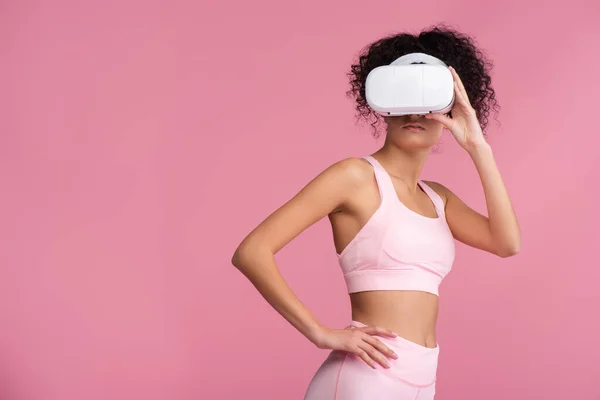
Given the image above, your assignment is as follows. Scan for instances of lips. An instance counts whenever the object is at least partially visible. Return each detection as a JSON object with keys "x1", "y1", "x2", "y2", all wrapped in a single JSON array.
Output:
[{"x1": 403, "y1": 124, "x2": 425, "y2": 130}]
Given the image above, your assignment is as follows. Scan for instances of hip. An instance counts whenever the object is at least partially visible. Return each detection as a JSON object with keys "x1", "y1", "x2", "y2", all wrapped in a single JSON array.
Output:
[{"x1": 304, "y1": 320, "x2": 439, "y2": 399}]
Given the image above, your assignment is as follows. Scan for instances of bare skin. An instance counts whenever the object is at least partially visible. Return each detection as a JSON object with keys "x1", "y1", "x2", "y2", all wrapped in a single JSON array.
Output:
[{"x1": 232, "y1": 67, "x2": 521, "y2": 369}]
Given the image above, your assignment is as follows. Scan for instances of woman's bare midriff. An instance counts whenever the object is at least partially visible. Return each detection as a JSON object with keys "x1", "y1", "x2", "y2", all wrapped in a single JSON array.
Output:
[{"x1": 350, "y1": 290, "x2": 439, "y2": 349}]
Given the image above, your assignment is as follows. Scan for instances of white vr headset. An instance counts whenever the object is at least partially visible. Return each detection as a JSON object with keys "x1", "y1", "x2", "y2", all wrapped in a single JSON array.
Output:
[{"x1": 365, "y1": 52, "x2": 454, "y2": 116}]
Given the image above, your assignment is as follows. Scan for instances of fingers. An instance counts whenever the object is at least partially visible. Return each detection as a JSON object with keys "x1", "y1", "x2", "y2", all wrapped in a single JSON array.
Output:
[
  {"x1": 353, "y1": 346, "x2": 378, "y2": 369},
  {"x1": 359, "y1": 325, "x2": 398, "y2": 338},
  {"x1": 356, "y1": 326, "x2": 399, "y2": 359},
  {"x1": 344, "y1": 325, "x2": 404, "y2": 369},
  {"x1": 449, "y1": 67, "x2": 472, "y2": 108},
  {"x1": 362, "y1": 334, "x2": 398, "y2": 360},
  {"x1": 425, "y1": 111, "x2": 454, "y2": 129},
  {"x1": 449, "y1": 67, "x2": 465, "y2": 91},
  {"x1": 452, "y1": 81, "x2": 469, "y2": 109},
  {"x1": 454, "y1": 81, "x2": 470, "y2": 107},
  {"x1": 357, "y1": 341, "x2": 391, "y2": 369},
  {"x1": 453, "y1": 82, "x2": 477, "y2": 117}
]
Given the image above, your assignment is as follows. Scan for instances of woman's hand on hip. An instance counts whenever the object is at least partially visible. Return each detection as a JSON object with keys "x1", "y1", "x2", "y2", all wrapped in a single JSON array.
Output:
[{"x1": 313, "y1": 325, "x2": 399, "y2": 369}]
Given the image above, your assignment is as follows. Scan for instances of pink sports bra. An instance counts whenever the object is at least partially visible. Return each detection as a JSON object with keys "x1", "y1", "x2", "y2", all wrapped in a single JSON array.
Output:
[{"x1": 337, "y1": 156, "x2": 455, "y2": 296}]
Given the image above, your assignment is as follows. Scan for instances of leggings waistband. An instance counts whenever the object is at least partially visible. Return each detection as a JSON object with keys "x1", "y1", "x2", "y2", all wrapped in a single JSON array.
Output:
[
  {"x1": 349, "y1": 320, "x2": 439, "y2": 387},
  {"x1": 350, "y1": 320, "x2": 439, "y2": 351}
]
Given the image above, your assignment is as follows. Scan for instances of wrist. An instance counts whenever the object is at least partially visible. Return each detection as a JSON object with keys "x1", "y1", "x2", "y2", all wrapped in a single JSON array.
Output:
[
  {"x1": 466, "y1": 139, "x2": 492, "y2": 157},
  {"x1": 307, "y1": 323, "x2": 329, "y2": 347}
]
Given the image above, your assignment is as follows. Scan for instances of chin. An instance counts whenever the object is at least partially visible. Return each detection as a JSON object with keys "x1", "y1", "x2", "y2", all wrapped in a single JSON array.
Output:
[
  {"x1": 391, "y1": 138, "x2": 439, "y2": 151},
  {"x1": 387, "y1": 129, "x2": 442, "y2": 150}
]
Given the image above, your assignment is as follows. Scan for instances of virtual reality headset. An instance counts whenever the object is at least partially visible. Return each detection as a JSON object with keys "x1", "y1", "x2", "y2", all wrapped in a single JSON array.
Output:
[{"x1": 365, "y1": 52, "x2": 454, "y2": 116}]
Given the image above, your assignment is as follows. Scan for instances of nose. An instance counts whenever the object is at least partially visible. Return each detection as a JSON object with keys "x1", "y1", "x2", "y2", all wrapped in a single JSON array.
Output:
[{"x1": 407, "y1": 114, "x2": 425, "y2": 121}]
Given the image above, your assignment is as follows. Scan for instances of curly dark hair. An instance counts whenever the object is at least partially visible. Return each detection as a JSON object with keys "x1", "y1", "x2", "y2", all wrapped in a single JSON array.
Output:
[{"x1": 347, "y1": 24, "x2": 500, "y2": 138}]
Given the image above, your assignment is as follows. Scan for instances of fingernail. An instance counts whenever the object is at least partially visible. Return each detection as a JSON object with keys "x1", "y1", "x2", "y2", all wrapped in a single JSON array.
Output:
[{"x1": 392, "y1": 352, "x2": 398, "y2": 359}]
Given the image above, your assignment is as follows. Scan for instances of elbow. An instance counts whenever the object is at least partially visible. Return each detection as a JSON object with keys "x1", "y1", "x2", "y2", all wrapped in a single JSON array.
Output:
[
  {"x1": 231, "y1": 240, "x2": 266, "y2": 270},
  {"x1": 231, "y1": 245, "x2": 247, "y2": 269},
  {"x1": 496, "y1": 242, "x2": 521, "y2": 258}
]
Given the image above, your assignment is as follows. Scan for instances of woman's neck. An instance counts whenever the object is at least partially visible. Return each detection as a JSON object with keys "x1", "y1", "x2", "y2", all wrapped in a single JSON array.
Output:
[{"x1": 372, "y1": 144, "x2": 430, "y2": 190}]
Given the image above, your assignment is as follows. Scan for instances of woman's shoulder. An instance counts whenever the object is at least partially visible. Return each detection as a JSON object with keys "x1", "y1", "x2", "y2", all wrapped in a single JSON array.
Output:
[
  {"x1": 325, "y1": 157, "x2": 375, "y2": 187},
  {"x1": 421, "y1": 180, "x2": 449, "y2": 204}
]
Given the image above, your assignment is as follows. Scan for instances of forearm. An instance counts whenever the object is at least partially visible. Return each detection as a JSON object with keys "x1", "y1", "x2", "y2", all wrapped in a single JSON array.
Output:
[
  {"x1": 468, "y1": 142, "x2": 521, "y2": 255},
  {"x1": 232, "y1": 246, "x2": 325, "y2": 345}
]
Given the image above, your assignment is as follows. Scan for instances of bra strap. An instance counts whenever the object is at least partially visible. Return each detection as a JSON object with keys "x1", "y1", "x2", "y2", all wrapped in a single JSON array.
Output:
[
  {"x1": 362, "y1": 156, "x2": 397, "y2": 206},
  {"x1": 418, "y1": 180, "x2": 446, "y2": 217}
]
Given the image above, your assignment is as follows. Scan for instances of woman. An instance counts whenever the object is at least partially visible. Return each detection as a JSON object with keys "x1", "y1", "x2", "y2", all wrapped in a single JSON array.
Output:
[{"x1": 231, "y1": 25, "x2": 520, "y2": 399}]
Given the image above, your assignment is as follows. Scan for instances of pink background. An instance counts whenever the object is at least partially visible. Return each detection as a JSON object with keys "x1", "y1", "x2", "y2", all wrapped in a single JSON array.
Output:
[{"x1": 1, "y1": 0, "x2": 599, "y2": 399}]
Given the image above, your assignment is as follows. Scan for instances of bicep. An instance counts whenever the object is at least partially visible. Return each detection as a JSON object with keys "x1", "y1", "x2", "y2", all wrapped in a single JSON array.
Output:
[
  {"x1": 235, "y1": 159, "x2": 359, "y2": 257},
  {"x1": 434, "y1": 183, "x2": 497, "y2": 255}
]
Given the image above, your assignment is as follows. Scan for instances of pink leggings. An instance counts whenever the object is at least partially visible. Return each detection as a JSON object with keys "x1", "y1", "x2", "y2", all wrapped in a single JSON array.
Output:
[{"x1": 304, "y1": 321, "x2": 439, "y2": 400}]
